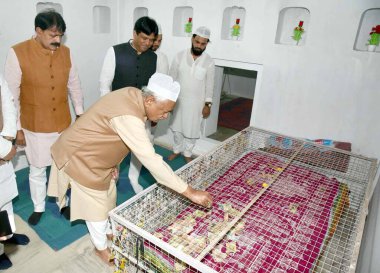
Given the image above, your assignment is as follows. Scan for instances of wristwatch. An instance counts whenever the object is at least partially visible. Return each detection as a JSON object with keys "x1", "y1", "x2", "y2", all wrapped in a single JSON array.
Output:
[{"x1": 205, "y1": 102, "x2": 212, "y2": 108}]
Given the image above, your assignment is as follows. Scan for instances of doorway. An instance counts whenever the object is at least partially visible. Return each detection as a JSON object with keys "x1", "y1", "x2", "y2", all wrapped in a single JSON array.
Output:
[{"x1": 202, "y1": 59, "x2": 262, "y2": 143}]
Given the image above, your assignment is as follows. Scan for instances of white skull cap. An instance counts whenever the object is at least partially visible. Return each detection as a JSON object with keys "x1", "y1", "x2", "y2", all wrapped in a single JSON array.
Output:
[
  {"x1": 157, "y1": 23, "x2": 162, "y2": 35},
  {"x1": 147, "y1": 73, "x2": 180, "y2": 102},
  {"x1": 194, "y1": 26, "x2": 211, "y2": 39}
]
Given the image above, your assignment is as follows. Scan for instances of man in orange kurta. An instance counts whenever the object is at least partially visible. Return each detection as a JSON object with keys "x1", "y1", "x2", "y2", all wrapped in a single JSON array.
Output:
[{"x1": 4, "y1": 10, "x2": 84, "y2": 225}]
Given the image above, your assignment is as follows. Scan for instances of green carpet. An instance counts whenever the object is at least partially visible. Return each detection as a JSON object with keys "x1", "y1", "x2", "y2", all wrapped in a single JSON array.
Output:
[{"x1": 13, "y1": 145, "x2": 186, "y2": 251}]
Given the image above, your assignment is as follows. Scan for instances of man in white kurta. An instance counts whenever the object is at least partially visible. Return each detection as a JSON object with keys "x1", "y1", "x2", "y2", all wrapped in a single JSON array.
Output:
[
  {"x1": 4, "y1": 10, "x2": 84, "y2": 225},
  {"x1": 168, "y1": 26, "x2": 215, "y2": 163},
  {"x1": 0, "y1": 75, "x2": 29, "y2": 270},
  {"x1": 153, "y1": 24, "x2": 169, "y2": 75}
]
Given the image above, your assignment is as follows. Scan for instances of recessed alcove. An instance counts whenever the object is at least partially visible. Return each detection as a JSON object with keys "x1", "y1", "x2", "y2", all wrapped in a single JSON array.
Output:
[
  {"x1": 133, "y1": 7, "x2": 148, "y2": 23},
  {"x1": 93, "y1": 6, "x2": 110, "y2": 34},
  {"x1": 275, "y1": 7, "x2": 310, "y2": 46},
  {"x1": 36, "y1": 2, "x2": 63, "y2": 15},
  {"x1": 221, "y1": 6, "x2": 246, "y2": 41},
  {"x1": 354, "y1": 8, "x2": 380, "y2": 52},
  {"x1": 172, "y1": 6, "x2": 193, "y2": 37}
]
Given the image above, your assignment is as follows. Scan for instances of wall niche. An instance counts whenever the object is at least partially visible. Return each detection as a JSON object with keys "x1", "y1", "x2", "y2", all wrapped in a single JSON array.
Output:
[
  {"x1": 133, "y1": 7, "x2": 148, "y2": 23},
  {"x1": 354, "y1": 8, "x2": 380, "y2": 53},
  {"x1": 172, "y1": 6, "x2": 193, "y2": 37},
  {"x1": 221, "y1": 6, "x2": 246, "y2": 41},
  {"x1": 275, "y1": 7, "x2": 310, "y2": 46},
  {"x1": 36, "y1": 2, "x2": 63, "y2": 15},
  {"x1": 93, "y1": 6, "x2": 110, "y2": 34}
]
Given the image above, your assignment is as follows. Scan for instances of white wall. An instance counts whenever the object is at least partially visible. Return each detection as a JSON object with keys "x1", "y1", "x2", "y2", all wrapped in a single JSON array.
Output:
[
  {"x1": 256, "y1": 0, "x2": 380, "y2": 160},
  {"x1": 2, "y1": 0, "x2": 379, "y2": 159}
]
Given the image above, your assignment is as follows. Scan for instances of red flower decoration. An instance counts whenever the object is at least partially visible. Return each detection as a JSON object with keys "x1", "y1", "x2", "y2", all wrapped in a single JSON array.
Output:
[
  {"x1": 376, "y1": 25, "x2": 380, "y2": 33},
  {"x1": 299, "y1": 21, "x2": 304, "y2": 27},
  {"x1": 236, "y1": 18, "x2": 240, "y2": 24}
]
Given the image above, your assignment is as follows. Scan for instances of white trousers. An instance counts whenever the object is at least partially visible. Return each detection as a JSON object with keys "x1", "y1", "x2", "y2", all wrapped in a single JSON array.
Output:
[
  {"x1": 86, "y1": 220, "x2": 112, "y2": 250},
  {"x1": 128, "y1": 121, "x2": 156, "y2": 193},
  {"x1": 172, "y1": 131, "x2": 197, "y2": 157},
  {"x1": 29, "y1": 165, "x2": 47, "y2": 212}
]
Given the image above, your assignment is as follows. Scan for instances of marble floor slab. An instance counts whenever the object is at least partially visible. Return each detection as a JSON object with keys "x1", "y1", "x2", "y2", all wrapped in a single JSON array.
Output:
[{"x1": 4, "y1": 215, "x2": 115, "y2": 273}]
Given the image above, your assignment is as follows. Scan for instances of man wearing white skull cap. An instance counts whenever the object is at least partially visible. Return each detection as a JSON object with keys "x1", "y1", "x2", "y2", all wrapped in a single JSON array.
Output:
[
  {"x1": 47, "y1": 73, "x2": 213, "y2": 264},
  {"x1": 168, "y1": 26, "x2": 215, "y2": 163}
]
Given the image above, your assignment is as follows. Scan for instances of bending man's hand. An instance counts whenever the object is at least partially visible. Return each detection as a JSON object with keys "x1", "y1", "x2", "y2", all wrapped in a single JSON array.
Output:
[
  {"x1": 181, "y1": 186, "x2": 213, "y2": 208},
  {"x1": 111, "y1": 167, "x2": 119, "y2": 180}
]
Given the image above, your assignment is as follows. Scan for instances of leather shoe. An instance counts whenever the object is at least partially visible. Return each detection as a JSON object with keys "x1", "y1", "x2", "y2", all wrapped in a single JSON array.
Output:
[
  {"x1": 3, "y1": 233, "x2": 30, "y2": 245},
  {"x1": 0, "y1": 253, "x2": 12, "y2": 270},
  {"x1": 28, "y1": 212, "x2": 43, "y2": 225},
  {"x1": 60, "y1": 206, "x2": 70, "y2": 220}
]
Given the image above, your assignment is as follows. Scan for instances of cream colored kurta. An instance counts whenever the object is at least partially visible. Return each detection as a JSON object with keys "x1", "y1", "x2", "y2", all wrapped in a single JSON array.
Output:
[
  {"x1": 169, "y1": 49, "x2": 215, "y2": 138},
  {"x1": 0, "y1": 75, "x2": 18, "y2": 208},
  {"x1": 48, "y1": 114, "x2": 188, "y2": 221}
]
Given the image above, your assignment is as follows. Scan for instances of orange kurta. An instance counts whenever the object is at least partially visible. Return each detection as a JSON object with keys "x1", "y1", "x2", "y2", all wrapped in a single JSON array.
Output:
[{"x1": 13, "y1": 38, "x2": 71, "y2": 133}]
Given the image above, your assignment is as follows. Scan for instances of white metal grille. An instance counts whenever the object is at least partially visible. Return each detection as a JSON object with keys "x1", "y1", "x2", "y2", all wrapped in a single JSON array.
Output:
[{"x1": 109, "y1": 127, "x2": 377, "y2": 273}]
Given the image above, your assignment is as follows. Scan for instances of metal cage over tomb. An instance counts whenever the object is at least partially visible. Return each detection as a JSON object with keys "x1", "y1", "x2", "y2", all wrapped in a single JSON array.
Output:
[{"x1": 109, "y1": 127, "x2": 377, "y2": 273}]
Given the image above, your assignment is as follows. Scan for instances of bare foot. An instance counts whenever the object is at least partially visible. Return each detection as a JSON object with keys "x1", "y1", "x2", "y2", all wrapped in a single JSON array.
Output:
[
  {"x1": 184, "y1": 156, "x2": 193, "y2": 163},
  {"x1": 106, "y1": 233, "x2": 113, "y2": 241},
  {"x1": 168, "y1": 153, "x2": 180, "y2": 161},
  {"x1": 94, "y1": 247, "x2": 114, "y2": 266}
]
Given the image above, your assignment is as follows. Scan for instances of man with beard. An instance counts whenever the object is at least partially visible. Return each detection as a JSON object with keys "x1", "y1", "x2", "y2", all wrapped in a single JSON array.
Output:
[
  {"x1": 4, "y1": 9, "x2": 84, "y2": 225},
  {"x1": 168, "y1": 26, "x2": 215, "y2": 163},
  {"x1": 99, "y1": 16, "x2": 158, "y2": 194}
]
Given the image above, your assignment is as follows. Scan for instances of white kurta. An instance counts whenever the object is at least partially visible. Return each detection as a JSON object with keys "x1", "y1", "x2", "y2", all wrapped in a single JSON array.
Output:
[
  {"x1": 155, "y1": 50, "x2": 169, "y2": 75},
  {"x1": 0, "y1": 75, "x2": 18, "y2": 208},
  {"x1": 169, "y1": 49, "x2": 215, "y2": 138}
]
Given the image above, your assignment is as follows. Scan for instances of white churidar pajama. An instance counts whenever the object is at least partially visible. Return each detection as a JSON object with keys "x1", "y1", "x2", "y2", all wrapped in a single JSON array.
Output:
[
  {"x1": 0, "y1": 75, "x2": 18, "y2": 252},
  {"x1": 86, "y1": 220, "x2": 109, "y2": 251}
]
